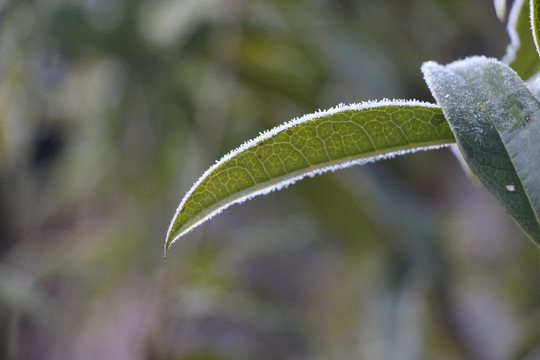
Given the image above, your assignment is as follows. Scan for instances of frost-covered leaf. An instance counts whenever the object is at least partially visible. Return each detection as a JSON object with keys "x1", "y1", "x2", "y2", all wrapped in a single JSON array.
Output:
[
  {"x1": 423, "y1": 56, "x2": 540, "y2": 244},
  {"x1": 165, "y1": 101, "x2": 455, "y2": 253},
  {"x1": 504, "y1": 0, "x2": 540, "y2": 79},
  {"x1": 531, "y1": 0, "x2": 540, "y2": 58}
]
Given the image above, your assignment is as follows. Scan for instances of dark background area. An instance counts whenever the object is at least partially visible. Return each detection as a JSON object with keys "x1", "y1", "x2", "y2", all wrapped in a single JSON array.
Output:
[{"x1": 1, "y1": 0, "x2": 539, "y2": 359}]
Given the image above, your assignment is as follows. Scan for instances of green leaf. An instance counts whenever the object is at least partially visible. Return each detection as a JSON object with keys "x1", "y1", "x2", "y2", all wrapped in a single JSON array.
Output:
[
  {"x1": 422, "y1": 56, "x2": 540, "y2": 244},
  {"x1": 165, "y1": 101, "x2": 455, "y2": 254},
  {"x1": 532, "y1": 0, "x2": 540, "y2": 58},
  {"x1": 504, "y1": 0, "x2": 540, "y2": 79}
]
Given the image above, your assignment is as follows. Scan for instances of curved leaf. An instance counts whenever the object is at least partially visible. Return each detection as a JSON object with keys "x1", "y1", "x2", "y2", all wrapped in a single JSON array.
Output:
[
  {"x1": 504, "y1": 0, "x2": 540, "y2": 79},
  {"x1": 532, "y1": 0, "x2": 540, "y2": 58},
  {"x1": 165, "y1": 101, "x2": 455, "y2": 253},
  {"x1": 422, "y1": 56, "x2": 540, "y2": 244}
]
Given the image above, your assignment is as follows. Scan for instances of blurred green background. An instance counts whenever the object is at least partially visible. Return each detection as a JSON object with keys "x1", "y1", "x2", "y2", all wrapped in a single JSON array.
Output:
[{"x1": 1, "y1": 0, "x2": 539, "y2": 359}]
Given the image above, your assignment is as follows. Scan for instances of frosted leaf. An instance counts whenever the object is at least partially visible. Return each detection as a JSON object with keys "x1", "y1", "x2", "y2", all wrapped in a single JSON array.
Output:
[
  {"x1": 422, "y1": 56, "x2": 540, "y2": 243},
  {"x1": 165, "y1": 100, "x2": 455, "y2": 253},
  {"x1": 503, "y1": 0, "x2": 540, "y2": 79},
  {"x1": 531, "y1": 0, "x2": 540, "y2": 59}
]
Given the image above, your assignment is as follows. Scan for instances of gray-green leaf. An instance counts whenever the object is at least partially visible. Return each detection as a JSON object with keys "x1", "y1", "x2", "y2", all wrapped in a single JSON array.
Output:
[
  {"x1": 165, "y1": 101, "x2": 455, "y2": 254},
  {"x1": 422, "y1": 56, "x2": 540, "y2": 244}
]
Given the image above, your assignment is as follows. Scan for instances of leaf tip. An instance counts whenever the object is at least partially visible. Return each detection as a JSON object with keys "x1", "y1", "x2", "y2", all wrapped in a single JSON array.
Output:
[
  {"x1": 164, "y1": 225, "x2": 180, "y2": 257},
  {"x1": 420, "y1": 60, "x2": 442, "y2": 78},
  {"x1": 163, "y1": 238, "x2": 170, "y2": 258}
]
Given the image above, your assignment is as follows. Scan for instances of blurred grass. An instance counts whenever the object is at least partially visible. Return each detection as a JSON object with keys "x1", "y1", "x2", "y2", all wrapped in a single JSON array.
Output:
[{"x1": 1, "y1": 0, "x2": 539, "y2": 359}]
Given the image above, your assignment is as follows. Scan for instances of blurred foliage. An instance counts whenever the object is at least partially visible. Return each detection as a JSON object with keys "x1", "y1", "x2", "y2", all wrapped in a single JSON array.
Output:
[{"x1": 1, "y1": 0, "x2": 540, "y2": 359}]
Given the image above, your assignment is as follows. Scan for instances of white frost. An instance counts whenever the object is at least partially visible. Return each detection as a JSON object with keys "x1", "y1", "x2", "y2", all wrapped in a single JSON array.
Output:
[
  {"x1": 531, "y1": 0, "x2": 540, "y2": 60},
  {"x1": 166, "y1": 99, "x2": 450, "y2": 249},
  {"x1": 506, "y1": 184, "x2": 516, "y2": 191}
]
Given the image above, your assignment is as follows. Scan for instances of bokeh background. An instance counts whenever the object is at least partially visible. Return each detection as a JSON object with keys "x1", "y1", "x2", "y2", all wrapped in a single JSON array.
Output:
[{"x1": 1, "y1": 0, "x2": 539, "y2": 359}]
